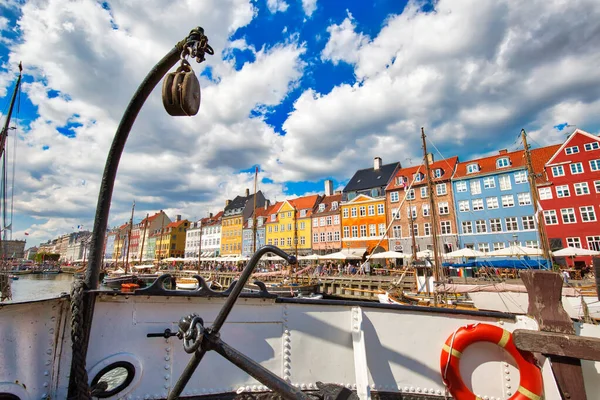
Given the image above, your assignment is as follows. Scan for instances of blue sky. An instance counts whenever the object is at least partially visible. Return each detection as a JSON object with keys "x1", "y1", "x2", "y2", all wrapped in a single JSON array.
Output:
[{"x1": 0, "y1": 0, "x2": 599, "y2": 246}]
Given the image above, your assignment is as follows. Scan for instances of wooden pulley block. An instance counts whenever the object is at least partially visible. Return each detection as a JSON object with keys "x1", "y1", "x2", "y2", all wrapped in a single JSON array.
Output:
[{"x1": 162, "y1": 62, "x2": 201, "y2": 116}]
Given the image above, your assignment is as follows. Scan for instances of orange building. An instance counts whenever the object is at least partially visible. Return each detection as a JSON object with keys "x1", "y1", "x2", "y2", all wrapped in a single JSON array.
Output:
[{"x1": 341, "y1": 157, "x2": 400, "y2": 256}]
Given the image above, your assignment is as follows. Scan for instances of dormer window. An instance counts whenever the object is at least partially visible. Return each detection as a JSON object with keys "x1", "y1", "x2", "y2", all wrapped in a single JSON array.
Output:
[
  {"x1": 318, "y1": 204, "x2": 325, "y2": 212},
  {"x1": 467, "y1": 163, "x2": 479, "y2": 174},
  {"x1": 496, "y1": 157, "x2": 510, "y2": 168},
  {"x1": 414, "y1": 173, "x2": 424, "y2": 182},
  {"x1": 331, "y1": 201, "x2": 338, "y2": 210},
  {"x1": 434, "y1": 168, "x2": 443, "y2": 178},
  {"x1": 300, "y1": 209, "x2": 307, "y2": 217},
  {"x1": 271, "y1": 214, "x2": 276, "y2": 221}
]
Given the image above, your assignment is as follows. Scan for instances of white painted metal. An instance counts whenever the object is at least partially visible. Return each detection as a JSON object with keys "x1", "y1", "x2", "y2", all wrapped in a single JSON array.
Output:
[{"x1": 0, "y1": 294, "x2": 588, "y2": 399}]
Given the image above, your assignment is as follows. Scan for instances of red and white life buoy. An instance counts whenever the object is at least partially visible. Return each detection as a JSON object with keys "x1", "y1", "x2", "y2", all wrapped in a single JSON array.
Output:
[{"x1": 440, "y1": 323, "x2": 544, "y2": 400}]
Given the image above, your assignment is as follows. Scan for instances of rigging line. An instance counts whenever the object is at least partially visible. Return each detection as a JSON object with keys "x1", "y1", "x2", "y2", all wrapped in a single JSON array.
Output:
[{"x1": 9, "y1": 83, "x2": 22, "y2": 240}]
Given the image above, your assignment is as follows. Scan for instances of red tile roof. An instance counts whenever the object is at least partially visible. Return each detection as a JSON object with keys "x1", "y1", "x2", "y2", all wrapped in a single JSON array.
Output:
[
  {"x1": 386, "y1": 156, "x2": 459, "y2": 191},
  {"x1": 165, "y1": 219, "x2": 189, "y2": 229},
  {"x1": 288, "y1": 195, "x2": 321, "y2": 217},
  {"x1": 453, "y1": 145, "x2": 560, "y2": 180},
  {"x1": 312, "y1": 194, "x2": 342, "y2": 216}
]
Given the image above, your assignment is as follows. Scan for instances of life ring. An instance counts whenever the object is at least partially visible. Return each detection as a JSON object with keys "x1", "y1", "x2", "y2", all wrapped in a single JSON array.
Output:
[{"x1": 440, "y1": 323, "x2": 543, "y2": 400}]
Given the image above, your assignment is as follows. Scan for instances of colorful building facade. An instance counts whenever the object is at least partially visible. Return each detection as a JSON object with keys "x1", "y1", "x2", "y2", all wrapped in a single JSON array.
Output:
[
  {"x1": 156, "y1": 216, "x2": 189, "y2": 259},
  {"x1": 538, "y1": 129, "x2": 600, "y2": 266},
  {"x1": 242, "y1": 203, "x2": 273, "y2": 257},
  {"x1": 386, "y1": 156, "x2": 459, "y2": 255},
  {"x1": 266, "y1": 196, "x2": 320, "y2": 256},
  {"x1": 311, "y1": 186, "x2": 342, "y2": 255},
  {"x1": 221, "y1": 190, "x2": 267, "y2": 256}
]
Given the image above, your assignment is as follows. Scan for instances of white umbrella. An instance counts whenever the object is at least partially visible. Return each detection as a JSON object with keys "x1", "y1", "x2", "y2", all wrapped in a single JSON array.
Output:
[
  {"x1": 298, "y1": 254, "x2": 320, "y2": 260},
  {"x1": 368, "y1": 251, "x2": 411, "y2": 259},
  {"x1": 487, "y1": 244, "x2": 544, "y2": 257},
  {"x1": 445, "y1": 248, "x2": 487, "y2": 258},
  {"x1": 552, "y1": 247, "x2": 600, "y2": 257},
  {"x1": 318, "y1": 251, "x2": 362, "y2": 260},
  {"x1": 416, "y1": 249, "x2": 434, "y2": 258}
]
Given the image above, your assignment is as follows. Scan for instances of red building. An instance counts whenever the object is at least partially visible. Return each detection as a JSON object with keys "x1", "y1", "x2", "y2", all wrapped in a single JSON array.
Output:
[{"x1": 538, "y1": 129, "x2": 600, "y2": 267}]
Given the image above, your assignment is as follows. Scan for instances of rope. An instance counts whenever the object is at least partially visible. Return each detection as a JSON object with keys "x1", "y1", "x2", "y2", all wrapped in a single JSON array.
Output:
[{"x1": 69, "y1": 279, "x2": 91, "y2": 399}]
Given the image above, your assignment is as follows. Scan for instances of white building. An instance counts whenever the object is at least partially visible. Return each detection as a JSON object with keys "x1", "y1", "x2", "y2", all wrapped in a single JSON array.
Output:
[{"x1": 185, "y1": 211, "x2": 223, "y2": 258}]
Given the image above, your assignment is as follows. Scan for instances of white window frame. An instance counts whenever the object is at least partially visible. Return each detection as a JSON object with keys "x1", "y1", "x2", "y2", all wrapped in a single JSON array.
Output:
[
  {"x1": 544, "y1": 210, "x2": 558, "y2": 225},
  {"x1": 505, "y1": 217, "x2": 518, "y2": 231},
  {"x1": 499, "y1": 175, "x2": 512, "y2": 191},
  {"x1": 470, "y1": 180, "x2": 481, "y2": 195},
  {"x1": 539, "y1": 187, "x2": 552, "y2": 200},
  {"x1": 574, "y1": 182, "x2": 590, "y2": 196},
  {"x1": 501, "y1": 195, "x2": 515, "y2": 208},
  {"x1": 496, "y1": 158, "x2": 510, "y2": 168},
  {"x1": 456, "y1": 181, "x2": 467, "y2": 192},
  {"x1": 483, "y1": 177, "x2": 496, "y2": 189},
  {"x1": 472, "y1": 198, "x2": 484, "y2": 211},
  {"x1": 551, "y1": 165, "x2": 564, "y2": 177},
  {"x1": 584, "y1": 142, "x2": 600, "y2": 151},
  {"x1": 580, "y1": 206, "x2": 597, "y2": 222},
  {"x1": 522, "y1": 215, "x2": 535, "y2": 230},
  {"x1": 466, "y1": 164, "x2": 479, "y2": 174},
  {"x1": 490, "y1": 218, "x2": 502, "y2": 232},
  {"x1": 561, "y1": 208, "x2": 577, "y2": 224},
  {"x1": 436, "y1": 183, "x2": 447, "y2": 195},
  {"x1": 570, "y1": 162, "x2": 584, "y2": 175},
  {"x1": 514, "y1": 171, "x2": 527, "y2": 184},
  {"x1": 420, "y1": 187, "x2": 428, "y2": 198},
  {"x1": 440, "y1": 221, "x2": 451, "y2": 234},
  {"x1": 518, "y1": 192, "x2": 531, "y2": 206},
  {"x1": 462, "y1": 221, "x2": 473, "y2": 234},
  {"x1": 377, "y1": 204, "x2": 385, "y2": 215},
  {"x1": 556, "y1": 185, "x2": 570, "y2": 198},
  {"x1": 566, "y1": 237, "x2": 581, "y2": 248},
  {"x1": 486, "y1": 197, "x2": 499, "y2": 209},
  {"x1": 590, "y1": 159, "x2": 600, "y2": 171},
  {"x1": 458, "y1": 200, "x2": 470, "y2": 212},
  {"x1": 390, "y1": 192, "x2": 399, "y2": 202},
  {"x1": 565, "y1": 146, "x2": 579, "y2": 155}
]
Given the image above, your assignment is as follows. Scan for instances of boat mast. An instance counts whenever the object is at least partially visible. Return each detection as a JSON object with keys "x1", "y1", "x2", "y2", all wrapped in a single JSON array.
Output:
[
  {"x1": 252, "y1": 167, "x2": 258, "y2": 253},
  {"x1": 421, "y1": 128, "x2": 442, "y2": 290},
  {"x1": 0, "y1": 63, "x2": 22, "y2": 253},
  {"x1": 124, "y1": 200, "x2": 135, "y2": 273},
  {"x1": 139, "y1": 213, "x2": 149, "y2": 262},
  {"x1": 409, "y1": 196, "x2": 419, "y2": 293},
  {"x1": 521, "y1": 129, "x2": 552, "y2": 264},
  {"x1": 197, "y1": 217, "x2": 203, "y2": 273},
  {"x1": 114, "y1": 230, "x2": 120, "y2": 267}
]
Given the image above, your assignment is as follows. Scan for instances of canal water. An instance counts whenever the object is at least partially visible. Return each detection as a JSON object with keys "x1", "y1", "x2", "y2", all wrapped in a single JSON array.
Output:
[{"x1": 8, "y1": 273, "x2": 75, "y2": 302}]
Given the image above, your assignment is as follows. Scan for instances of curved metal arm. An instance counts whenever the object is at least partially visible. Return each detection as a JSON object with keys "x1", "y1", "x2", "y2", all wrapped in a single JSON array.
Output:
[{"x1": 169, "y1": 246, "x2": 297, "y2": 399}]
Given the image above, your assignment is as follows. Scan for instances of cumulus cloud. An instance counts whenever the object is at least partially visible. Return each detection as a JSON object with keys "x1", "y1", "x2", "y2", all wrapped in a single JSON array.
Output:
[
  {"x1": 266, "y1": 0, "x2": 288, "y2": 14},
  {"x1": 302, "y1": 0, "x2": 317, "y2": 17},
  {"x1": 274, "y1": 0, "x2": 600, "y2": 182}
]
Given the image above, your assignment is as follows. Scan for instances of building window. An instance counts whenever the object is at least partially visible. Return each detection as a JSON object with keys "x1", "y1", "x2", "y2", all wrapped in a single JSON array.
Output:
[
  {"x1": 490, "y1": 218, "x2": 502, "y2": 232},
  {"x1": 377, "y1": 204, "x2": 385, "y2": 215},
  {"x1": 333, "y1": 231, "x2": 340, "y2": 241},
  {"x1": 300, "y1": 210, "x2": 307, "y2": 217},
  {"x1": 544, "y1": 210, "x2": 558, "y2": 225},
  {"x1": 574, "y1": 182, "x2": 590, "y2": 196},
  {"x1": 287, "y1": 238, "x2": 292, "y2": 247},
  {"x1": 434, "y1": 168, "x2": 443, "y2": 178},
  {"x1": 313, "y1": 218, "x2": 318, "y2": 228},
  {"x1": 499, "y1": 175, "x2": 512, "y2": 191},
  {"x1": 565, "y1": 146, "x2": 579, "y2": 155},
  {"x1": 409, "y1": 206, "x2": 417, "y2": 219},
  {"x1": 424, "y1": 223, "x2": 431, "y2": 236},
  {"x1": 483, "y1": 177, "x2": 496, "y2": 189},
  {"x1": 496, "y1": 158, "x2": 510, "y2": 168},
  {"x1": 274, "y1": 225, "x2": 279, "y2": 232},
  {"x1": 378, "y1": 224, "x2": 385, "y2": 236},
  {"x1": 334, "y1": 215, "x2": 340, "y2": 225},
  {"x1": 440, "y1": 221, "x2": 452, "y2": 234},
  {"x1": 332, "y1": 202, "x2": 338, "y2": 210},
  {"x1": 467, "y1": 163, "x2": 479, "y2": 174},
  {"x1": 436, "y1": 183, "x2": 447, "y2": 195},
  {"x1": 422, "y1": 204, "x2": 430, "y2": 216},
  {"x1": 539, "y1": 187, "x2": 552, "y2": 200},
  {"x1": 493, "y1": 242, "x2": 506, "y2": 251},
  {"x1": 358, "y1": 206, "x2": 365, "y2": 217},
  {"x1": 502, "y1": 195, "x2": 515, "y2": 208},
  {"x1": 351, "y1": 207, "x2": 357, "y2": 217},
  {"x1": 351, "y1": 226, "x2": 358, "y2": 237},
  {"x1": 585, "y1": 142, "x2": 600, "y2": 151},
  {"x1": 505, "y1": 217, "x2": 518, "y2": 231},
  {"x1": 343, "y1": 227, "x2": 349, "y2": 238},
  {"x1": 287, "y1": 212, "x2": 292, "y2": 218},
  {"x1": 326, "y1": 216, "x2": 332, "y2": 226},
  {"x1": 486, "y1": 197, "x2": 499, "y2": 209},
  {"x1": 561, "y1": 208, "x2": 576, "y2": 224},
  {"x1": 300, "y1": 236, "x2": 306, "y2": 245},
  {"x1": 566, "y1": 237, "x2": 582, "y2": 248},
  {"x1": 369, "y1": 224, "x2": 376, "y2": 237},
  {"x1": 570, "y1": 162, "x2": 584, "y2": 174},
  {"x1": 438, "y1": 202, "x2": 449, "y2": 215},
  {"x1": 587, "y1": 236, "x2": 600, "y2": 251},
  {"x1": 273, "y1": 239, "x2": 278, "y2": 246},
  {"x1": 412, "y1": 224, "x2": 419, "y2": 236},
  {"x1": 580, "y1": 206, "x2": 597, "y2": 222},
  {"x1": 313, "y1": 233, "x2": 319, "y2": 243},
  {"x1": 414, "y1": 173, "x2": 424, "y2": 182},
  {"x1": 406, "y1": 189, "x2": 415, "y2": 200},
  {"x1": 342, "y1": 208, "x2": 349, "y2": 218},
  {"x1": 514, "y1": 171, "x2": 527, "y2": 184},
  {"x1": 359, "y1": 225, "x2": 367, "y2": 237},
  {"x1": 300, "y1": 222, "x2": 305, "y2": 230},
  {"x1": 522, "y1": 216, "x2": 535, "y2": 230},
  {"x1": 462, "y1": 221, "x2": 473, "y2": 234},
  {"x1": 281, "y1": 224, "x2": 285, "y2": 232},
  {"x1": 390, "y1": 192, "x2": 399, "y2": 202},
  {"x1": 472, "y1": 198, "x2": 484, "y2": 210},
  {"x1": 470, "y1": 180, "x2": 481, "y2": 194},
  {"x1": 393, "y1": 226, "x2": 402, "y2": 238},
  {"x1": 556, "y1": 185, "x2": 570, "y2": 198},
  {"x1": 318, "y1": 204, "x2": 325, "y2": 212},
  {"x1": 320, "y1": 232, "x2": 326, "y2": 243},
  {"x1": 368, "y1": 205, "x2": 375, "y2": 216},
  {"x1": 551, "y1": 165, "x2": 565, "y2": 177},
  {"x1": 596, "y1": 181, "x2": 600, "y2": 193},
  {"x1": 458, "y1": 200, "x2": 470, "y2": 212},
  {"x1": 456, "y1": 181, "x2": 467, "y2": 192},
  {"x1": 590, "y1": 159, "x2": 600, "y2": 171},
  {"x1": 475, "y1": 220, "x2": 487, "y2": 233},
  {"x1": 420, "y1": 187, "x2": 428, "y2": 198},
  {"x1": 518, "y1": 192, "x2": 531, "y2": 206},
  {"x1": 478, "y1": 243, "x2": 490, "y2": 252}
]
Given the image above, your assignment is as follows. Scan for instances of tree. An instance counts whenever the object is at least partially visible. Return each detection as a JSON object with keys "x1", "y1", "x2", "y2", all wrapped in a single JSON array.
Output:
[{"x1": 35, "y1": 253, "x2": 60, "y2": 263}]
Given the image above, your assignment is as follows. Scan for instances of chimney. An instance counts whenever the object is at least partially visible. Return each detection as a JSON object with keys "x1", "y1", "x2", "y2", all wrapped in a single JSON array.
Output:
[
  {"x1": 225, "y1": 199, "x2": 231, "y2": 207},
  {"x1": 425, "y1": 153, "x2": 434, "y2": 165},
  {"x1": 209, "y1": 212, "x2": 213, "y2": 218},
  {"x1": 176, "y1": 215, "x2": 181, "y2": 222},
  {"x1": 245, "y1": 188, "x2": 250, "y2": 197},
  {"x1": 374, "y1": 157, "x2": 382, "y2": 170},
  {"x1": 335, "y1": 190, "x2": 342, "y2": 195},
  {"x1": 324, "y1": 179, "x2": 333, "y2": 196},
  {"x1": 264, "y1": 200, "x2": 270, "y2": 210},
  {"x1": 499, "y1": 149, "x2": 508, "y2": 155}
]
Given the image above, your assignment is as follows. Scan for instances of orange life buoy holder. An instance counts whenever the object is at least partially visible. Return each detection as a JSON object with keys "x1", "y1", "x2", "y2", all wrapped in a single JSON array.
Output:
[{"x1": 440, "y1": 323, "x2": 544, "y2": 400}]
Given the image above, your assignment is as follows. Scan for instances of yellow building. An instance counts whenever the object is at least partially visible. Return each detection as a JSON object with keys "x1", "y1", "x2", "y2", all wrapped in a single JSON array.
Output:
[
  {"x1": 265, "y1": 195, "x2": 321, "y2": 256},
  {"x1": 155, "y1": 216, "x2": 189, "y2": 260},
  {"x1": 112, "y1": 223, "x2": 129, "y2": 264},
  {"x1": 221, "y1": 190, "x2": 267, "y2": 256}
]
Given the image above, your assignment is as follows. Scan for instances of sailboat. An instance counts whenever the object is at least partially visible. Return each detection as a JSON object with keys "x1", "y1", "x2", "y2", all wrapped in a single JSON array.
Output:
[{"x1": 0, "y1": 27, "x2": 598, "y2": 400}]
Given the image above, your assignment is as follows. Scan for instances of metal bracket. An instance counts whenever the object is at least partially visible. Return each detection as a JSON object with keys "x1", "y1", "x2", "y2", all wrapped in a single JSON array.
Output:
[{"x1": 351, "y1": 307, "x2": 371, "y2": 400}]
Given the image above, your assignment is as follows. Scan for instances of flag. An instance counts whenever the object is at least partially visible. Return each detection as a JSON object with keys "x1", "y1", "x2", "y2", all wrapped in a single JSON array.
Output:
[{"x1": 24, "y1": 232, "x2": 29, "y2": 236}]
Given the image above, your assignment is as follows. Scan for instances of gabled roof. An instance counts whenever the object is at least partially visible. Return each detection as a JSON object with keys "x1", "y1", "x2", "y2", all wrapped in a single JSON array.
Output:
[
  {"x1": 342, "y1": 194, "x2": 377, "y2": 204},
  {"x1": 224, "y1": 191, "x2": 264, "y2": 213},
  {"x1": 546, "y1": 129, "x2": 600, "y2": 165},
  {"x1": 386, "y1": 156, "x2": 458, "y2": 191},
  {"x1": 344, "y1": 162, "x2": 400, "y2": 193},
  {"x1": 453, "y1": 145, "x2": 560, "y2": 180},
  {"x1": 264, "y1": 201, "x2": 285, "y2": 223},
  {"x1": 141, "y1": 211, "x2": 165, "y2": 224},
  {"x1": 312, "y1": 194, "x2": 342, "y2": 216},
  {"x1": 280, "y1": 195, "x2": 322, "y2": 218},
  {"x1": 165, "y1": 219, "x2": 189, "y2": 229},
  {"x1": 204, "y1": 211, "x2": 223, "y2": 226}
]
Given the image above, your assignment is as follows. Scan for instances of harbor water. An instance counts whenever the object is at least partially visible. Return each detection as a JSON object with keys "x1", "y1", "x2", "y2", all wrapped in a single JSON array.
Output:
[{"x1": 8, "y1": 273, "x2": 75, "y2": 302}]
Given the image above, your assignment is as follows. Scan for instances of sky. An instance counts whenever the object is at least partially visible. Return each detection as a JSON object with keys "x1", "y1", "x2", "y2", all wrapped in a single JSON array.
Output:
[{"x1": 1, "y1": 0, "x2": 600, "y2": 247}]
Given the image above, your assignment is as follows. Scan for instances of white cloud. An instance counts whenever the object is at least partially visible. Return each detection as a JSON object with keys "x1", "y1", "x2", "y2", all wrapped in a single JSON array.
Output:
[
  {"x1": 275, "y1": 0, "x2": 600, "y2": 182},
  {"x1": 266, "y1": 0, "x2": 289, "y2": 14},
  {"x1": 301, "y1": 0, "x2": 317, "y2": 17}
]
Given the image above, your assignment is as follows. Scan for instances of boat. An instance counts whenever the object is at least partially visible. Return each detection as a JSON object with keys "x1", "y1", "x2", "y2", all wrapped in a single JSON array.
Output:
[
  {"x1": 1, "y1": 27, "x2": 599, "y2": 400},
  {"x1": 8, "y1": 274, "x2": 18, "y2": 280},
  {"x1": 176, "y1": 276, "x2": 200, "y2": 290}
]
